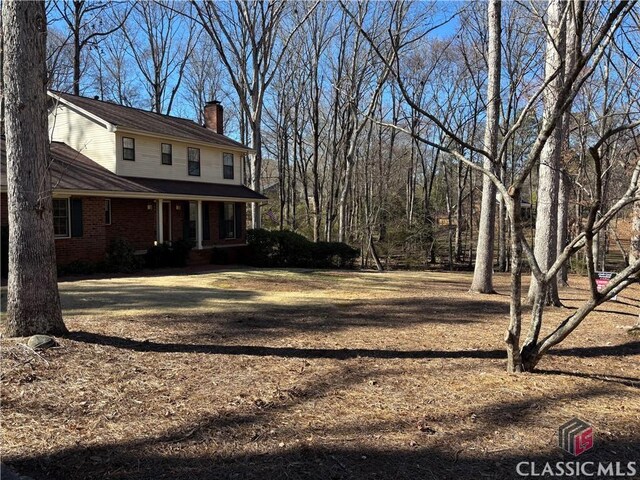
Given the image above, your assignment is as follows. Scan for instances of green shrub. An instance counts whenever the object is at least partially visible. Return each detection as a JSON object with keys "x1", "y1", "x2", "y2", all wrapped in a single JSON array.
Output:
[
  {"x1": 246, "y1": 228, "x2": 277, "y2": 267},
  {"x1": 169, "y1": 239, "x2": 194, "y2": 267},
  {"x1": 313, "y1": 241, "x2": 359, "y2": 268},
  {"x1": 145, "y1": 239, "x2": 193, "y2": 269},
  {"x1": 246, "y1": 229, "x2": 359, "y2": 269},
  {"x1": 106, "y1": 237, "x2": 142, "y2": 273}
]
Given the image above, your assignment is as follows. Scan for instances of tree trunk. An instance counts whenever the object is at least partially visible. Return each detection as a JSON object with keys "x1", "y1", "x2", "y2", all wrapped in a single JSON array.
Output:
[
  {"x1": 528, "y1": 0, "x2": 565, "y2": 306},
  {"x1": 557, "y1": 168, "x2": 571, "y2": 286},
  {"x1": 557, "y1": 0, "x2": 578, "y2": 288},
  {"x1": 73, "y1": 1, "x2": 81, "y2": 95},
  {"x1": 470, "y1": 0, "x2": 501, "y2": 294},
  {"x1": 631, "y1": 199, "x2": 640, "y2": 265},
  {"x1": 338, "y1": 160, "x2": 353, "y2": 243},
  {"x1": 632, "y1": 199, "x2": 640, "y2": 324},
  {"x1": 505, "y1": 189, "x2": 523, "y2": 372},
  {"x1": 2, "y1": 0, "x2": 67, "y2": 336},
  {"x1": 250, "y1": 120, "x2": 262, "y2": 229}
]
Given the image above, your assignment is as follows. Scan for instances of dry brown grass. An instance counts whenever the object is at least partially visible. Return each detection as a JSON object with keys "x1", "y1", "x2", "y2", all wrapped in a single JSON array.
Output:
[{"x1": 1, "y1": 269, "x2": 639, "y2": 479}]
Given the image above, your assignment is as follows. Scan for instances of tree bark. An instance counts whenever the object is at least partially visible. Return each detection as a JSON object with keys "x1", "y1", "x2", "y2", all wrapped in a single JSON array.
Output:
[
  {"x1": 557, "y1": 168, "x2": 571, "y2": 286},
  {"x1": 557, "y1": 0, "x2": 579, "y2": 287},
  {"x1": 528, "y1": 0, "x2": 565, "y2": 306},
  {"x1": 2, "y1": 0, "x2": 67, "y2": 336},
  {"x1": 631, "y1": 200, "x2": 640, "y2": 264},
  {"x1": 470, "y1": 0, "x2": 501, "y2": 294},
  {"x1": 505, "y1": 189, "x2": 523, "y2": 372}
]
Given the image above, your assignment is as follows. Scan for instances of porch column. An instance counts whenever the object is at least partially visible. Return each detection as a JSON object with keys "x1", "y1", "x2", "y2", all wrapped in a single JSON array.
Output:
[
  {"x1": 196, "y1": 200, "x2": 203, "y2": 249},
  {"x1": 157, "y1": 199, "x2": 164, "y2": 244}
]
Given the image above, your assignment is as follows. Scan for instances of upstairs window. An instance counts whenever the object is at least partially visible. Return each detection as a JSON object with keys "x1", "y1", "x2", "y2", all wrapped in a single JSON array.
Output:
[
  {"x1": 122, "y1": 137, "x2": 135, "y2": 161},
  {"x1": 161, "y1": 143, "x2": 172, "y2": 165},
  {"x1": 188, "y1": 147, "x2": 201, "y2": 176},
  {"x1": 53, "y1": 198, "x2": 70, "y2": 238},
  {"x1": 223, "y1": 153, "x2": 234, "y2": 179}
]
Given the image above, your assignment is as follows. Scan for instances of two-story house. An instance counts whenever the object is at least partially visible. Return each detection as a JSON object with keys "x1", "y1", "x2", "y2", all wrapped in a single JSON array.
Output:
[{"x1": 0, "y1": 92, "x2": 266, "y2": 267}]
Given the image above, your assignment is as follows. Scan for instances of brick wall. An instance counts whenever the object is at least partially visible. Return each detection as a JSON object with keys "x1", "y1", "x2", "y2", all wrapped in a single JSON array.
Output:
[
  {"x1": 1, "y1": 194, "x2": 250, "y2": 266},
  {"x1": 106, "y1": 198, "x2": 156, "y2": 251},
  {"x1": 55, "y1": 196, "x2": 107, "y2": 265}
]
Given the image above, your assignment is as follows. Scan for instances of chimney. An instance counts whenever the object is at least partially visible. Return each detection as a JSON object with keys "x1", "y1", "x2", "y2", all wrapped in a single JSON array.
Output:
[{"x1": 204, "y1": 100, "x2": 223, "y2": 135}]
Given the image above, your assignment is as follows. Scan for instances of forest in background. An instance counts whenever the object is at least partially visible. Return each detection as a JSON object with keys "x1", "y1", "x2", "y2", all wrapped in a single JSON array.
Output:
[{"x1": 43, "y1": 1, "x2": 640, "y2": 274}]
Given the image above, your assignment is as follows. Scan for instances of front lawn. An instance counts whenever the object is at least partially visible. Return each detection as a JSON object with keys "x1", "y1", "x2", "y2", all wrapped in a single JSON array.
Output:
[{"x1": 1, "y1": 269, "x2": 638, "y2": 479}]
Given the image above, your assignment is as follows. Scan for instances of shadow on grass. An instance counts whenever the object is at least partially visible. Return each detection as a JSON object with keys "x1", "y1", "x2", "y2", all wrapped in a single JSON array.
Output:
[
  {"x1": 536, "y1": 369, "x2": 640, "y2": 388},
  {"x1": 67, "y1": 330, "x2": 504, "y2": 359},
  {"x1": 6, "y1": 387, "x2": 639, "y2": 480},
  {"x1": 67, "y1": 331, "x2": 640, "y2": 364},
  {"x1": 56, "y1": 284, "x2": 259, "y2": 313},
  {"x1": 124, "y1": 297, "x2": 513, "y2": 344}
]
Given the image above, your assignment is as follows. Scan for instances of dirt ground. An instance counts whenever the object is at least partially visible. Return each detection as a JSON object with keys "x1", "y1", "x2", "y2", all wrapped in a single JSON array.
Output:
[{"x1": 1, "y1": 269, "x2": 639, "y2": 480}]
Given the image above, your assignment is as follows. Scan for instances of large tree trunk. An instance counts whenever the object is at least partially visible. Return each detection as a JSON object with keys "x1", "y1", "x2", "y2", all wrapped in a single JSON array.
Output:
[
  {"x1": 556, "y1": 0, "x2": 579, "y2": 288},
  {"x1": 556, "y1": 168, "x2": 571, "y2": 286},
  {"x1": 2, "y1": 0, "x2": 67, "y2": 337},
  {"x1": 528, "y1": 0, "x2": 565, "y2": 306},
  {"x1": 505, "y1": 188, "x2": 523, "y2": 372},
  {"x1": 470, "y1": 0, "x2": 501, "y2": 294},
  {"x1": 250, "y1": 120, "x2": 262, "y2": 229}
]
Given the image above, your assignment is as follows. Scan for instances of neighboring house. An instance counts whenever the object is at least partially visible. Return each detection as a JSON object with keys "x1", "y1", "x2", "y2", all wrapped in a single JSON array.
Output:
[{"x1": 0, "y1": 92, "x2": 266, "y2": 267}]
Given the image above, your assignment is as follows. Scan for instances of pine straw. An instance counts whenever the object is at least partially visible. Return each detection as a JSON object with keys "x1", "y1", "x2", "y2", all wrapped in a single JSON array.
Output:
[{"x1": 1, "y1": 269, "x2": 639, "y2": 480}]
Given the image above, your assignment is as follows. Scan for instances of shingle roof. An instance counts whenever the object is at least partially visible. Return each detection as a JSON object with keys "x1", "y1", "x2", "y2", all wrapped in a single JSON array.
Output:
[
  {"x1": 121, "y1": 177, "x2": 266, "y2": 200},
  {"x1": 1, "y1": 140, "x2": 155, "y2": 193},
  {"x1": 49, "y1": 91, "x2": 249, "y2": 150},
  {"x1": 0, "y1": 139, "x2": 267, "y2": 201}
]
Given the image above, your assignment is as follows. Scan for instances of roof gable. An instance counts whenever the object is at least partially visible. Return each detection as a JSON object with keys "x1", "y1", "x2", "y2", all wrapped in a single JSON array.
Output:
[{"x1": 49, "y1": 91, "x2": 249, "y2": 151}]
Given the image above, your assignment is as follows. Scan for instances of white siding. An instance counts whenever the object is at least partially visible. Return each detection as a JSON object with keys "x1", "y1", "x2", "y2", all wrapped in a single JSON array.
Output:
[
  {"x1": 115, "y1": 132, "x2": 243, "y2": 185},
  {"x1": 48, "y1": 104, "x2": 116, "y2": 171}
]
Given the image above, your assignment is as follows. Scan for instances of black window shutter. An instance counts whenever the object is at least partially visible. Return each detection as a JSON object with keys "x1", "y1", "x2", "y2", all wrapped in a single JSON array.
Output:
[
  {"x1": 219, "y1": 203, "x2": 226, "y2": 239},
  {"x1": 235, "y1": 203, "x2": 242, "y2": 239},
  {"x1": 70, "y1": 198, "x2": 83, "y2": 237},
  {"x1": 203, "y1": 203, "x2": 210, "y2": 241}
]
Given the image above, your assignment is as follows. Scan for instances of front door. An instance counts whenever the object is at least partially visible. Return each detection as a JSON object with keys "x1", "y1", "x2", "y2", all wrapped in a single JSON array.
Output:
[{"x1": 162, "y1": 200, "x2": 171, "y2": 243}]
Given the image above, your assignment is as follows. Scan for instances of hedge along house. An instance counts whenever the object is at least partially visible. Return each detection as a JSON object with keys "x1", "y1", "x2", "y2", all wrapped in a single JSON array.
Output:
[{"x1": 0, "y1": 92, "x2": 266, "y2": 268}]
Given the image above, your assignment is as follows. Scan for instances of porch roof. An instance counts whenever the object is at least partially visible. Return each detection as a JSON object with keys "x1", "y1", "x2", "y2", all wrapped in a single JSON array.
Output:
[{"x1": 0, "y1": 139, "x2": 266, "y2": 202}]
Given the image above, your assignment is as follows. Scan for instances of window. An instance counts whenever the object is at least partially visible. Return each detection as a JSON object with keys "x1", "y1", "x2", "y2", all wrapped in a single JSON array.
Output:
[
  {"x1": 188, "y1": 147, "x2": 200, "y2": 176},
  {"x1": 122, "y1": 137, "x2": 135, "y2": 161},
  {"x1": 53, "y1": 198, "x2": 70, "y2": 238},
  {"x1": 223, "y1": 153, "x2": 234, "y2": 179},
  {"x1": 188, "y1": 201, "x2": 197, "y2": 240},
  {"x1": 105, "y1": 199, "x2": 112, "y2": 225},
  {"x1": 223, "y1": 203, "x2": 235, "y2": 239},
  {"x1": 161, "y1": 143, "x2": 172, "y2": 165}
]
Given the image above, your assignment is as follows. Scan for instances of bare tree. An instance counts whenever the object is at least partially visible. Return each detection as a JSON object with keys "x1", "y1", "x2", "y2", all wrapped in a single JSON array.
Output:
[
  {"x1": 2, "y1": 0, "x2": 67, "y2": 336},
  {"x1": 52, "y1": 0, "x2": 129, "y2": 95},
  {"x1": 182, "y1": 38, "x2": 226, "y2": 123},
  {"x1": 91, "y1": 27, "x2": 139, "y2": 105},
  {"x1": 527, "y1": 0, "x2": 567, "y2": 306},
  {"x1": 192, "y1": 1, "x2": 317, "y2": 229},
  {"x1": 123, "y1": 1, "x2": 197, "y2": 115},
  {"x1": 470, "y1": 0, "x2": 501, "y2": 293}
]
